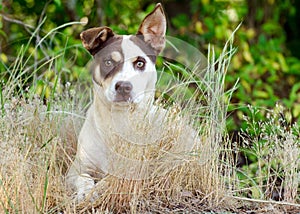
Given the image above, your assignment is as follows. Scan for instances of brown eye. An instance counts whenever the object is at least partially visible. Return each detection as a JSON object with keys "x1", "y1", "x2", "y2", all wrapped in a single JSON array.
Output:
[
  {"x1": 104, "y1": 60, "x2": 112, "y2": 66},
  {"x1": 136, "y1": 61, "x2": 144, "y2": 68},
  {"x1": 134, "y1": 57, "x2": 146, "y2": 71}
]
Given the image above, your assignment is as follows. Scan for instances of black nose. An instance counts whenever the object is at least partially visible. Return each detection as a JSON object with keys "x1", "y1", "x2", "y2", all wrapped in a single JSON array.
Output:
[{"x1": 115, "y1": 81, "x2": 133, "y2": 95}]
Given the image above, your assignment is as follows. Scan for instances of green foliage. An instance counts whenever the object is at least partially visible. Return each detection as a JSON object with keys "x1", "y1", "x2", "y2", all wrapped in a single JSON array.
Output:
[
  {"x1": 0, "y1": 4, "x2": 91, "y2": 103},
  {"x1": 237, "y1": 104, "x2": 300, "y2": 201},
  {"x1": 156, "y1": 0, "x2": 300, "y2": 131},
  {"x1": 2, "y1": 1, "x2": 300, "y2": 126}
]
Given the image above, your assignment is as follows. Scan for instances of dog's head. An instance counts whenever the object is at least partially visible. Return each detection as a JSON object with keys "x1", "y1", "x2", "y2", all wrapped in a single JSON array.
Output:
[{"x1": 80, "y1": 3, "x2": 166, "y2": 105}]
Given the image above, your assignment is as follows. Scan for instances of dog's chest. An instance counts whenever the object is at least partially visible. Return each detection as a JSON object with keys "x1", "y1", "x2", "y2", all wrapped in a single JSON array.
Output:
[
  {"x1": 104, "y1": 106, "x2": 182, "y2": 163},
  {"x1": 107, "y1": 106, "x2": 166, "y2": 144}
]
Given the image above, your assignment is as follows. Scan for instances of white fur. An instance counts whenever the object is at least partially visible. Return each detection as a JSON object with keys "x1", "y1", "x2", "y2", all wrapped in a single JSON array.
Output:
[
  {"x1": 66, "y1": 36, "x2": 161, "y2": 202},
  {"x1": 66, "y1": 4, "x2": 197, "y2": 202}
]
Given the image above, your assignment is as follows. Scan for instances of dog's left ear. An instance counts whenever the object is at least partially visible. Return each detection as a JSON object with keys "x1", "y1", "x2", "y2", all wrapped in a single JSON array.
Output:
[{"x1": 137, "y1": 3, "x2": 166, "y2": 55}]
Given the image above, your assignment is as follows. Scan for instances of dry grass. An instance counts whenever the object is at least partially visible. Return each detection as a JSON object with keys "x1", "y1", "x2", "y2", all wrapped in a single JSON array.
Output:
[
  {"x1": 0, "y1": 97, "x2": 71, "y2": 213},
  {"x1": 1, "y1": 29, "x2": 299, "y2": 213},
  {"x1": 0, "y1": 41, "x2": 236, "y2": 214}
]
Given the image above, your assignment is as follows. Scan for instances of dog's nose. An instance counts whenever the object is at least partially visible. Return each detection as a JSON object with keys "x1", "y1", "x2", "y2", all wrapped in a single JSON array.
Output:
[{"x1": 115, "y1": 81, "x2": 133, "y2": 95}]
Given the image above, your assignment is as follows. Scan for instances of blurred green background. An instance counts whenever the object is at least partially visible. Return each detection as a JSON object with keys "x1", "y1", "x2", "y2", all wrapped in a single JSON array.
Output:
[{"x1": 1, "y1": 0, "x2": 300, "y2": 131}]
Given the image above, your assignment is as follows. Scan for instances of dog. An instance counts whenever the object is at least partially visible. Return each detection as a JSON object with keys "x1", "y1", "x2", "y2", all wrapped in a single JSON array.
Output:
[{"x1": 66, "y1": 3, "x2": 196, "y2": 202}]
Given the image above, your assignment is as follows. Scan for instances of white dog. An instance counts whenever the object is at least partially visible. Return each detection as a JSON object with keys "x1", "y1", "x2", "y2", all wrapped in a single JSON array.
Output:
[{"x1": 67, "y1": 3, "x2": 196, "y2": 202}]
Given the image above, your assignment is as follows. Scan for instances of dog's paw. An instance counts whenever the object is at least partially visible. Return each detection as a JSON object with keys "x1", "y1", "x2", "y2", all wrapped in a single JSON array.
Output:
[
  {"x1": 77, "y1": 189, "x2": 99, "y2": 203},
  {"x1": 75, "y1": 173, "x2": 98, "y2": 202}
]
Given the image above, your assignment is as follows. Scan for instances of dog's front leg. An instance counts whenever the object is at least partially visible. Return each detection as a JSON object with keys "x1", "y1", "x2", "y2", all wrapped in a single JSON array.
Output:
[
  {"x1": 67, "y1": 159, "x2": 99, "y2": 202},
  {"x1": 75, "y1": 173, "x2": 98, "y2": 202}
]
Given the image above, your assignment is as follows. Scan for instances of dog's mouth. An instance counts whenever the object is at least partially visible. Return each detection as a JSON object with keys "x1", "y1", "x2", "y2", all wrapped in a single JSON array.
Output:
[
  {"x1": 113, "y1": 95, "x2": 133, "y2": 103},
  {"x1": 106, "y1": 89, "x2": 145, "y2": 105},
  {"x1": 112, "y1": 93, "x2": 144, "y2": 105}
]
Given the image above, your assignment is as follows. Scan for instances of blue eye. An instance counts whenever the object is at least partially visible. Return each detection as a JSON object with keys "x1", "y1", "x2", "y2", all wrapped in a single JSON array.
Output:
[{"x1": 104, "y1": 60, "x2": 112, "y2": 66}]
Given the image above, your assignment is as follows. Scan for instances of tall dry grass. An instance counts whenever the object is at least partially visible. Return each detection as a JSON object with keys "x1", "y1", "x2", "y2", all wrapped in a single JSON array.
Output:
[
  {"x1": 0, "y1": 45, "x2": 236, "y2": 214},
  {"x1": 0, "y1": 96, "x2": 73, "y2": 213}
]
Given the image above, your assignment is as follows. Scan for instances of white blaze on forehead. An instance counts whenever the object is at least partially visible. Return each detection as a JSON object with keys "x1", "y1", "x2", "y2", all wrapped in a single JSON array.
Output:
[
  {"x1": 111, "y1": 51, "x2": 122, "y2": 62},
  {"x1": 121, "y1": 36, "x2": 146, "y2": 62}
]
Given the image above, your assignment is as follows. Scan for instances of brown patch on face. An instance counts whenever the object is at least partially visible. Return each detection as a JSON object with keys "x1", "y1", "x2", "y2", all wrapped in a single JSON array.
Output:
[
  {"x1": 129, "y1": 36, "x2": 157, "y2": 63},
  {"x1": 80, "y1": 27, "x2": 115, "y2": 56},
  {"x1": 92, "y1": 36, "x2": 124, "y2": 84}
]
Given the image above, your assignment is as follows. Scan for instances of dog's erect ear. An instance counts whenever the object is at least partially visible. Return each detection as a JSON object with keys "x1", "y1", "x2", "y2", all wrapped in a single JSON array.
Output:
[
  {"x1": 80, "y1": 27, "x2": 114, "y2": 55},
  {"x1": 137, "y1": 3, "x2": 166, "y2": 55}
]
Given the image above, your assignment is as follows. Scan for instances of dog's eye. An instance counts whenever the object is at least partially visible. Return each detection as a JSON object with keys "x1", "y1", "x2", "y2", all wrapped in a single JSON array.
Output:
[
  {"x1": 104, "y1": 60, "x2": 113, "y2": 67},
  {"x1": 136, "y1": 61, "x2": 144, "y2": 68},
  {"x1": 134, "y1": 57, "x2": 146, "y2": 71}
]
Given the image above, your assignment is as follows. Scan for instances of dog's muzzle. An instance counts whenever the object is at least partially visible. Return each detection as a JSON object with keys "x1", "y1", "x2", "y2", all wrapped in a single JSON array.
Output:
[{"x1": 114, "y1": 81, "x2": 133, "y2": 102}]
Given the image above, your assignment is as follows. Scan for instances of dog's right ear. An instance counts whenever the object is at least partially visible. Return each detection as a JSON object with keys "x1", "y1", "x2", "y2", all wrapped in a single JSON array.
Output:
[{"x1": 80, "y1": 27, "x2": 114, "y2": 55}]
